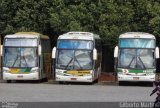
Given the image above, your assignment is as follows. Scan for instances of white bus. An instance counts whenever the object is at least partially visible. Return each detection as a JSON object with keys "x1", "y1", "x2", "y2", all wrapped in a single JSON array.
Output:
[
  {"x1": 114, "y1": 32, "x2": 159, "y2": 84},
  {"x1": 52, "y1": 32, "x2": 101, "y2": 83},
  {"x1": 2, "y1": 32, "x2": 51, "y2": 83}
]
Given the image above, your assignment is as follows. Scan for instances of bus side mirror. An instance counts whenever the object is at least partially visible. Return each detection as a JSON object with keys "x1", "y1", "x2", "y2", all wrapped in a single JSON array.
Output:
[
  {"x1": 93, "y1": 48, "x2": 97, "y2": 60},
  {"x1": 52, "y1": 47, "x2": 56, "y2": 59},
  {"x1": 114, "y1": 46, "x2": 118, "y2": 58},
  {"x1": 0, "y1": 45, "x2": 3, "y2": 56},
  {"x1": 38, "y1": 45, "x2": 42, "y2": 56},
  {"x1": 155, "y1": 47, "x2": 159, "y2": 59}
]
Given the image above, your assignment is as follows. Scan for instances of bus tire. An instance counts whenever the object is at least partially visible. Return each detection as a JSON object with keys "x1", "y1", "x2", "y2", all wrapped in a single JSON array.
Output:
[
  {"x1": 94, "y1": 79, "x2": 99, "y2": 83},
  {"x1": 149, "y1": 82, "x2": 153, "y2": 87},
  {"x1": 36, "y1": 80, "x2": 42, "y2": 83},
  {"x1": 118, "y1": 81, "x2": 125, "y2": 86},
  {"x1": 59, "y1": 81, "x2": 64, "y2": 84},
  {"x1": 7, "y1": 80, "x2": 11, "y2": 83}
]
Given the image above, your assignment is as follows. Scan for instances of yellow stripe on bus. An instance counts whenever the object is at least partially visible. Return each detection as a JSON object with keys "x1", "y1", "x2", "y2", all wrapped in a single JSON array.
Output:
[{"x1": 66, "y1": 70, "x2": 90, "y2": 76}]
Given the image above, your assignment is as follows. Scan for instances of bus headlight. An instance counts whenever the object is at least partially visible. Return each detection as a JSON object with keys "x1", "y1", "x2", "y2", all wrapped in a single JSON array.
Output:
[
  {"x1": 84, "y1": 74, "x2": 92, "y2": 76},
  {"x1": 56, "y1": 72, "x2": 64, "y2": 75},
  {"x1": 3, "y1": 67, "x2": 10, "y2": 73},
  {"x1": 31, "y1": 67, "x2": 39, "y2": 73},
  {"x1": 118, "y1": 72, "x2": 123, "y2": 75},
  {"x1": 147, "y1": 73, "x2": 155, "y2": 76}
]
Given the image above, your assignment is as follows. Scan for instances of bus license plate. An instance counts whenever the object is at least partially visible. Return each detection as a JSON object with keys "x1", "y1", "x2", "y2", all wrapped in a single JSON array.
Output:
[
  {"x1": 17, "y1": 75, "x2": 23, "y2": 78},
  {"x1": 133, "y1": 77, "x2": 139, "y2": 80},
  {"x1": 71, "y1": 78, "x2": 77, "y2": 80}
]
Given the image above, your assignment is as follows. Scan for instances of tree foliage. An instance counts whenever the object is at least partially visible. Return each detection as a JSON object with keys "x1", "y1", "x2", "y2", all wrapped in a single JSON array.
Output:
[
  {"x1": 0, "y1": 0, "x2": 160, "y2": 47},
  {"x1": 0, "y1": 0, "x2": 51, "y2": 34}
]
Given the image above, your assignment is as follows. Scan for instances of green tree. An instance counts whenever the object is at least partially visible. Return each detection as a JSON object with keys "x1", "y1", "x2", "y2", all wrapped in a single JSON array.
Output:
[
  {"x1": 49, "y1": 0, "x2": 135, "y2": 47},
  {"x1": 148, "y1": 1, "x2": 160, "y2": 36},
  {"x1": 0, "y1": 0, "x2": 51, "y2": 35},
  {"x1": 1, "y1": 0, "x2": 160, "y2": 46},
  {"x1": 0, "y1": 0, "x2": 18, "y2": 34}
]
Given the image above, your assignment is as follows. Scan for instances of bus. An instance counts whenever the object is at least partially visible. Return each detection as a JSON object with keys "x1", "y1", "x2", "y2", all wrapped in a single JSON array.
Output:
[
  {"x1": 2, "y1": 32, "x2": 51, "y2": 83},
  {"x1": 114, "y1": 32, "x2": 159, "y2": 84},
  {"x1": 52, "y1": 32, "x2": 101, "y2": 83}
]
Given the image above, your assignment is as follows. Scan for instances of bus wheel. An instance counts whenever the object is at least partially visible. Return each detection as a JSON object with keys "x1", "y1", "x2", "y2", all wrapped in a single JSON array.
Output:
[
  {"x1": 35, "y1": 80, "x2": 41, "y2": 83},
  {"x1": 7, "y1": 80, "x2": 11, "y2": 83},
  {"x1": 118, "y1": 81, "x2": 125, "y2": 86},
  {"x1": 94, "y1": 79, "x2": 99, "y2": 83},
  {"x1": 148, "y1": 82, "x2": 153, "y2": 87},
  {"x1": 59, "y1": 81, "x2": 64, "y2": 84}
]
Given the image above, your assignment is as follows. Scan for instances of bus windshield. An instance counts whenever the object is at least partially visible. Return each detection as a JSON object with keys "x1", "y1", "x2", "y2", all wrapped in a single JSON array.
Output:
[
  {"x1": 4, "y1": 48, "x2": 38, "y2": 67},
  {"x1": 118, "y1": 49, "x2": 155, "y2": 69},
  {"x1": 119, "y1": 39, "x2": 155, "y2": 48},
  {"x1": 57, "y1": 40, "x2": 93, "y2": 49},
  {"x1": 56, "y1": 50, "x2": 92, "y2": 70},
  {"x1": 4, "y1": 38, "x2": 38, "y2": 47}
]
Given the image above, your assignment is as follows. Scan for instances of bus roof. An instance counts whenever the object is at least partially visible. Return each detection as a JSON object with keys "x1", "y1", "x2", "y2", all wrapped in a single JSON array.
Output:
[
  {"x1": 58, "y1": 32, "x2": 100, "y2": 40},
  {"x1": 5, "y1": 32, "x2": 49, "y2": 39},
  {"x1": 119, "y1": 32, "x2": 155, "y2": 39}
]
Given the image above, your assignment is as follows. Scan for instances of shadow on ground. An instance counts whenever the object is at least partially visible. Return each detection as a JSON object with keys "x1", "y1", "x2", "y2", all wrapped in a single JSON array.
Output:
[{"x1": 118, "y1": 81, "x2": 153, "y2": 87}]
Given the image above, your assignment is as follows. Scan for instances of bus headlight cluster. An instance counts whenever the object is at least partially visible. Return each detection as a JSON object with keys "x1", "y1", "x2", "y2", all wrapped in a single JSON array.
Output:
[
  {"x1": 84, "y1": 74, "x2": 92, "y2": 76},
  {"x1": 31, "y1": 67, "x2": 39, "y2": 73},
  {"x1": 56, "y1": 72, "x2": 64, "y2": 75},
  {"x1": 118, "y1": 72, "x2": 124, "y2": 75},
  {"x1": 146, "y1": 73, "x2": 155, "y2": 76},
  {"x1": 3, "y1": 67, "x2": 10, "y2": 73}
]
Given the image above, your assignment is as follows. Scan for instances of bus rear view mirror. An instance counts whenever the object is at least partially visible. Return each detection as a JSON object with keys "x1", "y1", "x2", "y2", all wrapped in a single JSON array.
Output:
[
  {"x1": 93, "y1": 48, "x2": 97, "y2": 60},
  {"x1": 0, "y1": 45, "x2": 3, "y2": 56},
  {"x1": 38, "y1": 45, "x2": 42, "y2": 56},
  {"x1": 52, "y1": 47, "x2": 56, "y2": 59},
  {"x1": 155, "y1": 47, "x2": 159, "y2": 59},
  {"x1": 114, "y1": 46, "x2": 118, "y2": 58}
]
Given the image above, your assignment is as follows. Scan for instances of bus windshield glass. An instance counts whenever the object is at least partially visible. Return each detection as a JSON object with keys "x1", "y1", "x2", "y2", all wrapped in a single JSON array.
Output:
[
  {"x1": 118, "y1": 49, "x2": 155, "y2": 69},
  {"x1": 4, "y1": 38, "x2": 38, "y2": 47},
  {"x1": 56, "y1": 50, "x2": 92, "y2": 70},
  {"x1": 57, "y1": 40, "x2": 93, "y2": 49},
  {"x1": 4, "y1": 48, "x2": 38, "y2": 67},
  {"x1": 119, "y1": 39, "x2": 155, "y2": 48}
]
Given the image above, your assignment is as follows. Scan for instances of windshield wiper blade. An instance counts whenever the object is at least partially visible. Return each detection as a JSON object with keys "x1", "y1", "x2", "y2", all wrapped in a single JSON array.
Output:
[
  {"x1": 65, "y1": 58, "x2": 74, "y2": 70},
  {"x1": 74, "y1": 57, "x2": 83, "y2": 70},
  {"x1": 127, "y1": 56, "x2": 135, "y2": 68},
  {"x1": 64, "y1": 57, "x2": 83, "y2": 70},
  {"x1": 137, "y1": 56, "x2": 146, "y2": 69},
  {"x1": 22, "y1": 55, "x2": 29, "y2": 68},
  {"x1": 12, "y1": 55, "x2": 19, "y2": 67}
]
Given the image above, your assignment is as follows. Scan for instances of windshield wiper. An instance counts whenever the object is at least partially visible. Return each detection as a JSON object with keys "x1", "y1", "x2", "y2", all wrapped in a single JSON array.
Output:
[
  {"x1": 12, "y1": 55, "x2": 29, "y2": 67},
  {"x1": 65, "y1": 58, "x2": 74, "y2": 70},
  {"x1": 74, "y1": 57, "x2": 83, "y2": 70},
  {"x1": 127, "y1": 56, "x2": 135, "y2": 68},
  {"x1": 22, "y1": 55, "x2": 29, "y2": 68},
  {"x1": 127, "y1": 56, "x2": 146, "y2": 69},
  {"x1": 12, "y1": 55, "x2": 20, "y2": 67},
  {"x1": 64, "y1": 56, "x2": 83, "y2": 70},
  {"x1": 137, "y1": 56, "x2": 146, "y2": 69}
]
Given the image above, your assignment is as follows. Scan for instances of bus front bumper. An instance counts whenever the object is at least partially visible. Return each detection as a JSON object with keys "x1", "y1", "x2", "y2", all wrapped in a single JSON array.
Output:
[
  {"x1": 56, "y1": 75, "x2": 94, "y2": 82},
  {"x1": 118, "y1": 74, "x2": 155, "y2": 82},
  {"x1": 3, "y1": 72, "x2": 39, "y2": 80}
]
